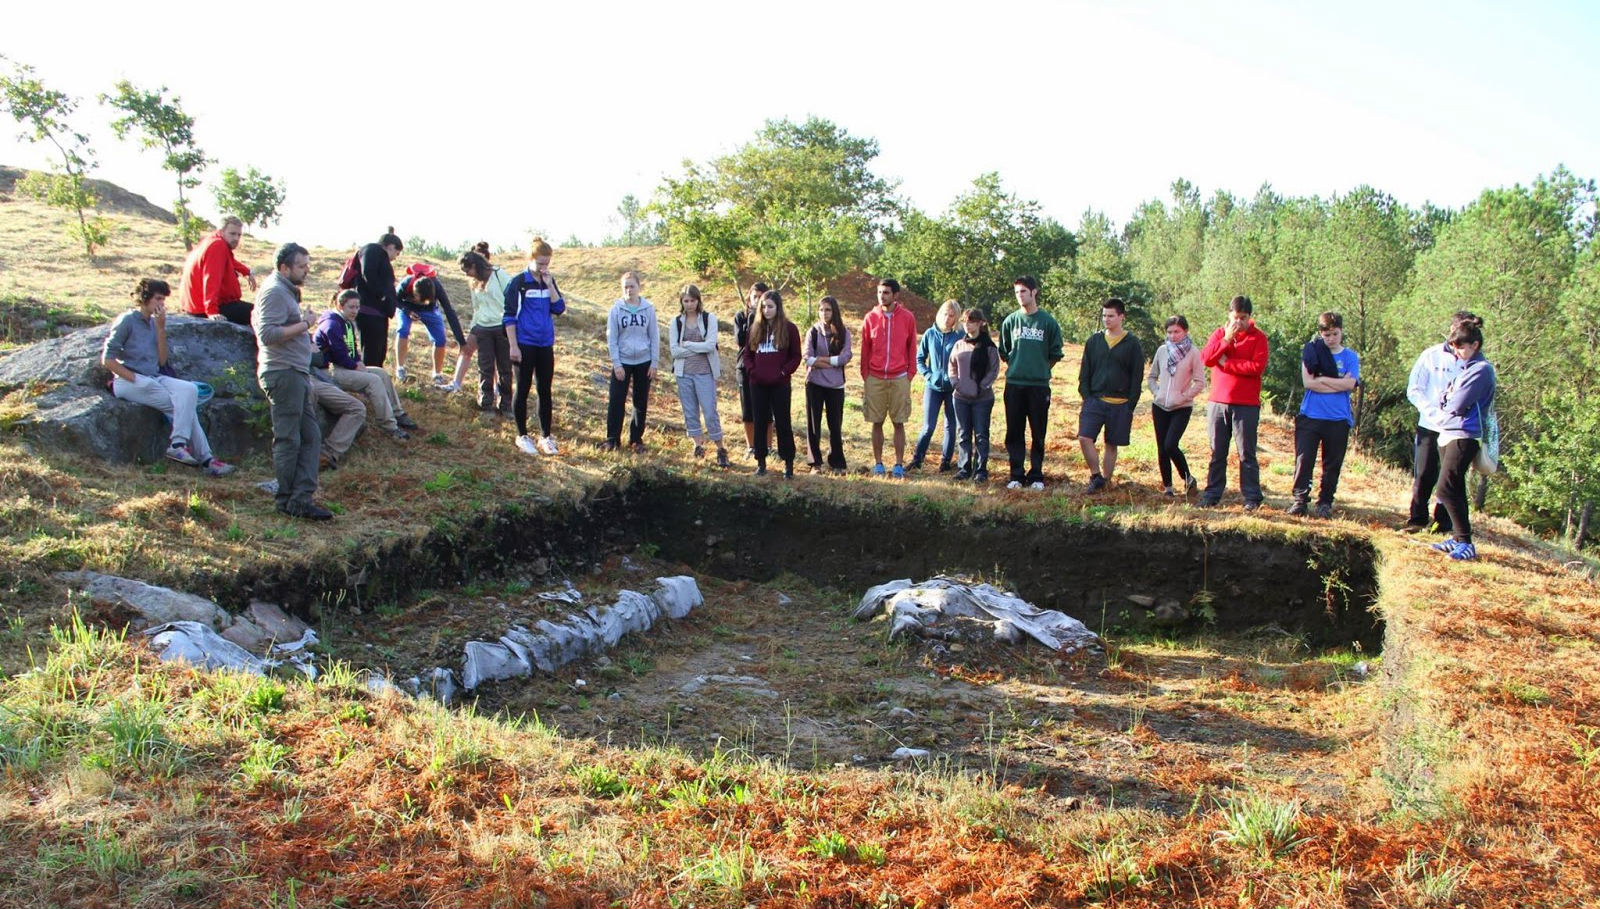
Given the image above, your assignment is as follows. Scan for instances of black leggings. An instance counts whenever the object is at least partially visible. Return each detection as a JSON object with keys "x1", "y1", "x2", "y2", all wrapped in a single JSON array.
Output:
[
  {"x1": 1438, "y1": 438, "x2": 1480, "y2": 544},
  {"x1": 805, "y1": 382, "x2": 846, "y2": 469},
  {"x1": 750, "y1": 381, "x2": 796, "y2": 465},
  {"x1": 1151, "y1": 405, "x2": 1193, "y2": 488},
  {"x1": 514, "y1": 345, "x2": 555, "y2": 438},
  {"x1": 606, "y1": 362, "x2": 652, "y2": 445},
  {"x1": 355, "y1": 312, "x2": 390, "y2": 367}
]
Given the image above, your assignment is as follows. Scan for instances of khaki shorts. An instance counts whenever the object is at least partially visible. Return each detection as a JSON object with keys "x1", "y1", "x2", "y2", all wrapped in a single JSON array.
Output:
[{"x1": 863, "y1": 375, "x2": 911, "y2": 424}]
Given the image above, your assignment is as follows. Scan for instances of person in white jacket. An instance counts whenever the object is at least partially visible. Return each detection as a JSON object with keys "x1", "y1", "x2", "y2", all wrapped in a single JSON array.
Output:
[
  {"x1": 668, "y1": 284, "x2": 729, "y2": 467},
  {"x1": 1145, "y1": 315, "x2": 1208, "y2": 496}
]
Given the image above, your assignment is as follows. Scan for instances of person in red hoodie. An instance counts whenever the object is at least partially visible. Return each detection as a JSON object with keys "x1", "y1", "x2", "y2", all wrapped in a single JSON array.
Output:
[
  {"x1": 179, "y1": 216, "x2": 256, "y2": 325},
  {"x1": 859, "y1": 278, "x2": 919, "y2": 477},
  {"x1": 1199, "y1": 295, "x2": 1270, "y2": 509}
]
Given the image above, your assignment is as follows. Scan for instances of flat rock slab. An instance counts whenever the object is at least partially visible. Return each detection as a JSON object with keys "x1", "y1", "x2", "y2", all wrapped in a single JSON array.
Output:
[
  {"x1": 855, "y1": 576, "x2": 1101, "y2": 655},
  {"x1": 57, "y1": 569, "x2": 233, "y2": 631}
]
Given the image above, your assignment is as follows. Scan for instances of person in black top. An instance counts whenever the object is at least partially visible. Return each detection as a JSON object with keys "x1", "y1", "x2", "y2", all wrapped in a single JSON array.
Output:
[{"x1": 353, "y1": 229, "x2": 405, "y2": 368}]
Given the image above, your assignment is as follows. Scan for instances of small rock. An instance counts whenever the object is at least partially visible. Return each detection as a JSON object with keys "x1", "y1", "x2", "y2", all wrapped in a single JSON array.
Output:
[
  {"x1": 574, "y1": 678, "x2": 587, "y2": 689},
  {"x1": 1353, "y1": 661, "x2": 1369, "y2": 677},
  {"x1": 777, "y1": 593, "x2": 793, "y2": 606},
  {"x1": 889, "y1": 707, "x2": 915, "y2": 719},
  {"x1": 891, "y1": 747, "x2": 931, "y2": 761},
  {"x1": 558, "y1": 704, "x2": 572, "y2": 713},
  {"x1": 1127, "y1": 595, "x2": 1156, "y2": 608},
  {"x1": 608, "y1": 692, "x2": 622, "y2": 700}
]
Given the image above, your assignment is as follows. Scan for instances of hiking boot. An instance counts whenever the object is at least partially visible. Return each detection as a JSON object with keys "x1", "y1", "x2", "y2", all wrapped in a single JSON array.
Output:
[
  {"x1": 1087, "y1": 474, "x2": 1107, "y2": 493},
  {"x1": 1313, "y1": 503, "x2": 1333, "y2": 520},
  {"x1": 1196, "y1": 498, "x2": 1219, "y2": 508},
  {"x1": 1242, "y1": 501, "x2": 1261, "y2": 512},
  {"x1": 905, "y1": 459, "x2": 923, "y2": 471},
  {"x1": 516, "y1": 435, "x2": 538, "y2": 456},
  {"x1": 204, "y1": 458, "x2": 235, "y2": 478},
  {"x1": 630, "y1": 441, "x2": 648, "y2": 454},
  {"x1": 319, "y1": 452, "x2": 338, "y2": 471},
  {"x1": 939, "y1": 460, "x2": 955, "y2": 472},
  {"x1": 692, "y1": 443, "x2": 705, "y2": 459},
  {"x1": 716, "y1": 448, "x2": 730, "y2": 468},
  {"x1": 279, "y1": 501, "x2": 334, "y2": 521},
  {"x1": 388, "y1": 428, "x2": 411, "y2": 440},
  {"x1": 600, "y1": 440, "x2": 619, "y2": 452},
  {"x1": 955, "y1": 469, "x2": 972, "y2": 481},
  {"x1": 973, "y1": 470, "x2": 988, "y2": 483},
  {"x1": 1287, "y1": 499, "x2": 1309, "y2": 517},
  {"x1": 166, "y1": 442, "x2": 202, "y2": 466},
  {"x1": 1401, "y1": 522, "x2": 1430, "y2": 534},
  {"x1": 396, "y1": 414, "x2": 419, "y2": 430}
]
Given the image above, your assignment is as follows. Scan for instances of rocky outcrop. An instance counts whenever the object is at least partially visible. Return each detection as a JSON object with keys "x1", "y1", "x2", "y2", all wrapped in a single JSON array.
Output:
[{"x1": 0, "y1": 315, "x2": 264, "y2": 463}]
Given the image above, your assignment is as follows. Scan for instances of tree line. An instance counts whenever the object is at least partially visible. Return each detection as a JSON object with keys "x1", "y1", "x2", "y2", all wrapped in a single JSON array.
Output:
[
  {"x1": 1, "y1": 57, "x2": 286, "y2": 257},
  {"x1": 647, "y1": 117, "x2": 1599, "y2": 549}
]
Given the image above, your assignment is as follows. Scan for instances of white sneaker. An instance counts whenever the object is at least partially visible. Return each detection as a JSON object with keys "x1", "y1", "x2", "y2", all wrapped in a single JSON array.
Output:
[
  {"x1": 516, "y1": 435, "x2": 538, "y2": 455},
  {"x1": 396, "y1": 366, "x2": 408, "y2": 382},
  {"x1": 166, "y1": 442, "x2": 202, "y2": 466},
  {"x1": 1030, "y1": 481, "x2": 1046, "y2": 491},
  {"x1": 443, "y1": 381, "x2": 462, "y2": 393},
  {"x1": 538, "y1": 436, "x2": 559, "y2": 455},
  {"x1": 1006, "y1": 480, "x2": 1023, "y2": 489},
  {"x1": 432, "y1": 373, "x2": 449, "y2": 387}
]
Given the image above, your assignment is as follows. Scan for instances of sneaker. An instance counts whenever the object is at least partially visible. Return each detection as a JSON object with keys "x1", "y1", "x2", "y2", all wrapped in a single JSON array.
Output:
[
  {"x1": 1087, "y1": 474, "x2": 1107, "y2": 493},
  {"x1": 1006, "y1": 480, "x2": 1023, "y2": 489},
  {"x1": 538, "y1": 436, "x2": 559, "y2": 455},
  {"x1": 1431, "y1": 539, "x2": 1459, "y2": 553},
  {"x1": 754, "y1": 464, "x2": 768, "y2": 477},
  {"x1": 203, "y1": 458, "x2": 235, "y2": 478},
  {"x1": 955, "y1": 469, "x2": 972, "y2": 481},
  {"x1": 905, "y1": 460, "x2": 923, "y2": 471},
  {"x1": 442, "y1": 381, "x2": 462, "y2": 394},
  {"x1": 395, "y1": 366, "x2": 408, "y2": 383},
  {"x1": 166, "y1": 442, "x2": 202, "y2": 466},
  {"x1": 746, "y1": 446, "x2": 756, "y2": 460},
  {"x1": 601, "y1": 440, "x2": 619, "y2": 452},
  {"x1": 319, "y1": 451, "x2": 338, "y2": 471},
  {"x1": 783, "y1": 461, "x2": 794, "y2": 479},
  {"x1": 516, "y1": 435, "x2": 538, "y2": 456},
  {"x1": 974, "y1": 470, "x2": 988, "y2": 483},
  {"x1": 716, "y1": 448, "x2": 730, "y2": 468},
  {"x1": 1242, "y1": 501, "x2": 1261, "y2": 512},
  {"x1": 692, "y1": 443, "x2": 705, "y2": 459},
  {"x1": 1401, "y1": 522, "x2": 1430, "y2": 534},
  {"x1": 432, "y1": 373, "x2": 449, "y2": 387},
  {"x1": 388, "y1": 428, "x2": 411, "y2": 440},
  {"x1": 872, "y1": 463, "x2": 886, "y2": 476},
  {"x1": 630, "y1": 441, "x2": 648, "y2": 454},
  {"x1": 892, "y1": 464, "x2": 906, "y2": 479},
  {"x1": 1029, "y1": 481, "x2": 1046, "y2": 491},
  {"x1": 1185, "y1": 475, "x2": 1199, "y2": 494},
  {"x1": 1287, "y1": 500, "x2": 1309, "y2": 517},
  {"x1": 1313, "y1": 503, "x2": 1333, "y2": 520},
  {"x1": 396, "y1": 414, "x2": 419, "y2": 430},
  {"x1": 939, "y1": 460, "x2": 955, "y2": 473},
  {"x1": 1448, "y1": 542, "x2": 1478, "y2": 561},
  {"x1": 278, "y1": 501, "x2": 334, "y2": 521},
  {"x1": 1163, "y1": 486, "x2": 1176, "y2": 497}
]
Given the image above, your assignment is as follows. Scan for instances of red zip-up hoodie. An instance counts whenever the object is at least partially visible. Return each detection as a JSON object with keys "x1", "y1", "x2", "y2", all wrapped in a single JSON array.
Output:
[
  {"x1": 179, "y1": 231, "x2": 251, "y2": 317},
  {"x1": 1200, "y1": 322, "x2": 1270, "y2": 406},
  {"x1": 860, "y1": 304, "x2": 918, "y2": 380}
]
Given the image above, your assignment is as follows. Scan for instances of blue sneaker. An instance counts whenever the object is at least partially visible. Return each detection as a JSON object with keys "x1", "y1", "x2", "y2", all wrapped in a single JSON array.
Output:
[
  {"x1": 872, "y1": 463, "x2": 886, "y2": 476},
  {"x1": 1448, "y1": 542, "x2": 1478, "y2": 561},
  {"x1": 1431, "y1": 539, "x2": 1459, "y2": 553},
  {"x1": 891, "y1": 464, "x2": 906, "y2": 479}
]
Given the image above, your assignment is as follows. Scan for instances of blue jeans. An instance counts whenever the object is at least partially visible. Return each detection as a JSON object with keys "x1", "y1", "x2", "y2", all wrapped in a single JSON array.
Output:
[
  {"x1": 912, "y1": 384, "x2": 955, "y2": 466},
  {"x1": 952, "y1": 395, "x2": 993, "y2": 475}
]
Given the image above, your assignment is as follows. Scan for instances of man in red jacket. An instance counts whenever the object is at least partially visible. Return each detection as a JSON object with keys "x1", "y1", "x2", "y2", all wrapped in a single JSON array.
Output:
[
  {"x1": 1199, "y1": 295, "x2": 1270, "y2": 509},
  {"x1": 179, "y1": 217, "x2": 256, "y2": 325},
  {"x1": 859, "y1": 278, "x2": 919, "y2": 477}
]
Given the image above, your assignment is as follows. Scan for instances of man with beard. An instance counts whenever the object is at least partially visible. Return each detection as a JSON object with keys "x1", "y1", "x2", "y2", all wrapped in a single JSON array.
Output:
[
  {"x1": 179, "y1": 216, "x2": 257, "y2": 325},
  {"x1": 253, "y1": 243, "x2": 333, "y2": 520}
]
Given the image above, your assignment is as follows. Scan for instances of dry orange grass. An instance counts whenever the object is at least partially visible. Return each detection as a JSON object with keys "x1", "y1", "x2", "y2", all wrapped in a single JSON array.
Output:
[{"x1": 1, "y1": 189, "x2": 1598, "y2": 906}]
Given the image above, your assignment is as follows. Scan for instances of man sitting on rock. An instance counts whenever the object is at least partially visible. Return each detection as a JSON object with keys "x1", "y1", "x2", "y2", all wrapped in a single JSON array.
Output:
[
  {"x1": 101, "y1": 278, "x2": 235, "y2": 477},
  {"x1": 179, "y1": 216, "x2": 257, "y2": 326}
]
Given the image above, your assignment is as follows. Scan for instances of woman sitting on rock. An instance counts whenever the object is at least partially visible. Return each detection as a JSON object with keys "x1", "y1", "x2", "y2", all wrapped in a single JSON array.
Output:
[{"x1": 101, "y1": 278, "x2": 234, "y2": 477}]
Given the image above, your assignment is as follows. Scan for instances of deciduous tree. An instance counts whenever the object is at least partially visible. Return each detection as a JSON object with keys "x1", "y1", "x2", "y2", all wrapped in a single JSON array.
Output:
[
  {"x1": 101, "y1": 80, "x2": 208, "y2": 249},
  {"x1": 0, "y1": 58, "x2": 108, "y2": 257}
]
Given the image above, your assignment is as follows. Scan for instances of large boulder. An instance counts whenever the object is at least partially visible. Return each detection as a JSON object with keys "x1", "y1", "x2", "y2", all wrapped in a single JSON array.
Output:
[{"x1": 0, "y1": 315, "x2": 266, "y2": 464}]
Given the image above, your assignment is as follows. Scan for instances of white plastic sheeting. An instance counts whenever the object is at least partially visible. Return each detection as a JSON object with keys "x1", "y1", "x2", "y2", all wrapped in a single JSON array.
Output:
[
  {"x1": 144, "y1": 620, "x2": 318, "y2": 678},
  {"x1": 458, "y1": 576, "x2": 703, "y2": 691},
  {"x1": 854, "y1": 576, "x2": 1101, "y2": 654}
]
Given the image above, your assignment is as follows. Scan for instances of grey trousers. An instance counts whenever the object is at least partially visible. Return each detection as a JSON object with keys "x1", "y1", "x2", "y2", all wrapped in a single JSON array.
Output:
[
  {"x1": 1204, "y1": 402, "x2": 1262, "y2": 504},
  {"x1": 260, "y1": 369, "x2": 321, "y2": 510},
  {"x1": 309, "y1": 377, "x2": 366, "y2": 460},
  {"x1": 331, "y1": 364, "x2": 401, "y2": 432},
  {"x1": 112, "y1": 374, "x2": 213, "y2": 462},
  {"x1": 675, "y1": 371, "x2": 723, "y2": 442}
]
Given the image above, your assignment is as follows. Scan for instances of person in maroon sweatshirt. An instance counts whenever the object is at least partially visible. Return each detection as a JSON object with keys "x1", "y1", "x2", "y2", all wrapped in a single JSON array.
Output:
[
  {"x1": 1199, "y1": 295, "x2": 1270, "y2": 509},
  {"x1": 741, "y1": 290, "x2": 803, "y2": 478}
]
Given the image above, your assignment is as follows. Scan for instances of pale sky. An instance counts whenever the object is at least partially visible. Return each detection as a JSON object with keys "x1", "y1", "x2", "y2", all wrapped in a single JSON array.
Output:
[{"x1": 3, "y1": 0, "x2": 1596, "y2": 253}]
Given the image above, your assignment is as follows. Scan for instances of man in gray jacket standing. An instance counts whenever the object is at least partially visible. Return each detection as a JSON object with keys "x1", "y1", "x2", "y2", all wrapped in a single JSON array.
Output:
[{"x1": 253, "y1": 243, "x2": 333, "y2": 520}]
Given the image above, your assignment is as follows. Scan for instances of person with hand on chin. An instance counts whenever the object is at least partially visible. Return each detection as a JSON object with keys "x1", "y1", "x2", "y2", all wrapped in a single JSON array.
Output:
[{"x1": 1198, "y1": 294, "x2": 1269, "y2": 510}]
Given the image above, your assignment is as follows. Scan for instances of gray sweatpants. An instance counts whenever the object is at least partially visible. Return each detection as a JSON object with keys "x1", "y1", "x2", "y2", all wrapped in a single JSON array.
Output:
[
  {"x1": 675, "y1": 371, "x2": 723, "y2": 442},
  {"x1": 260, "y1": 369, "x2": 321, "y2": 510},
  {"x1": 112, "y1": 373, "x2": 213, "y2": 462},
  {"x1": 331, "y1": 364, "x2": 401, "y2": 432}
]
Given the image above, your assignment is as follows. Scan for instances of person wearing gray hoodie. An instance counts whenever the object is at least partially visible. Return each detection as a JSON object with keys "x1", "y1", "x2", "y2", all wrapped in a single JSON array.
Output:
[{"x1": 604, "y1": 271, "x2": 660, "y2": 451}]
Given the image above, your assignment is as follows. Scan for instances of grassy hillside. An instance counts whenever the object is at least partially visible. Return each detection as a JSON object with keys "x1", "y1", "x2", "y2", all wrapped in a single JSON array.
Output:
[{"x1": 1, "y1": 187, "x2": 1598, "y2": 907}]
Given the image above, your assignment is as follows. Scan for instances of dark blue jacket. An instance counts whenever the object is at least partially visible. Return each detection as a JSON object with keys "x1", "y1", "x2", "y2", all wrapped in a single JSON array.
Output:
[{"x1": 503, "y1": 269, "x2": 566, "y2": 347}]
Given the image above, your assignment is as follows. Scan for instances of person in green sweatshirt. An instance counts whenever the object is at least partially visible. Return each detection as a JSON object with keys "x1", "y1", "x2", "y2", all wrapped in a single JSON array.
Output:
[
  {"x1": 998, "y1": 275, "x2": 1063, "y2": 490},
  {"x1": 1077, "y1": 297, "x2": 1145, "y2": 492}
]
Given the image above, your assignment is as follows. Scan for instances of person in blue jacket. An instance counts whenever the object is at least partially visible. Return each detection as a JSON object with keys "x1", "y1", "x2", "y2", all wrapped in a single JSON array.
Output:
[
  {"x1": 503, "y1": 237, "x2": 566, "y2": 456},
  {"x1": 1288, "y1": 312, "x2": 1359, "y2": 519},
  {"x1": 909, "y1": 300, "x2": 962, "y2": 471},
  {"x1": 1430, "y1": 314, "x2": 1495, "y2": 561}
]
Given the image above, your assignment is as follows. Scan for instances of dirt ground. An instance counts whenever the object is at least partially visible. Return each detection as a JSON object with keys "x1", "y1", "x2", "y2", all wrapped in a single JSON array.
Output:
[{"x1": 322, "y1": 547, "x2": 1378, "y2": 816}]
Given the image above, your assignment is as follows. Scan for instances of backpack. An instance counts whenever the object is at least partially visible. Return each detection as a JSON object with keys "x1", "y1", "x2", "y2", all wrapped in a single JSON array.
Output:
[
  {"x1": 337, "y1": 250, "x2": 361, "y2": 290},
  {"x1": 1472, "y1": 402, "x2": 1500, "y2": 475}
]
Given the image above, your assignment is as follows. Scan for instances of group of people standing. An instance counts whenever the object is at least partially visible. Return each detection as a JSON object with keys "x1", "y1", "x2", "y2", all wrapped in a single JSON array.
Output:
[{"x1": 102, "y1": 228, "x2": 1499, "y2": 559}]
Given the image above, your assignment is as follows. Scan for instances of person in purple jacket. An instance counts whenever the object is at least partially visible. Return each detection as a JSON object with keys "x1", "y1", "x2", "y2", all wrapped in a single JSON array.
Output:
[
  {"x1": 742, "y1": 290, "x2": 802, "y2": 478},
  {"x1": 802, "y1": 296, "x2": 853, "y2": 473},
  {"x1": 1429, "y1": 315, "x2": 1496, "y2": 561},
  {"x1": 503, "y1": 237, "x2": 567, "y2": 456},
  {"x1": 313, "y1": 290, "x2": 418, "y2": 439}
]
